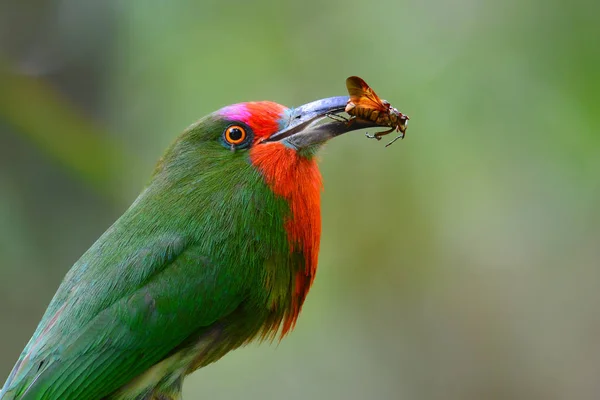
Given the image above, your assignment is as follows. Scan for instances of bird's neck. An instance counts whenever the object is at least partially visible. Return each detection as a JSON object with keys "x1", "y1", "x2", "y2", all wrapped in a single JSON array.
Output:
[{"x1": 250, "y1": 143, "x2": 322, "y2": 336}]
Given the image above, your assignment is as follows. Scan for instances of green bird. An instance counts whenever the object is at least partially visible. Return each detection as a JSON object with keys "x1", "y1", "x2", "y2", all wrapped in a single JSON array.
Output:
[{"x1": 0, "y1": 96, "x2": 379, "y2": 399}]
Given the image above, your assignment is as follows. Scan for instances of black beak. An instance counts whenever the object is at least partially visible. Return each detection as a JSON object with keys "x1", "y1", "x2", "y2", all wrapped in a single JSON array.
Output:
[{"x1": 265, "y1": 96, "x2": 381, "y2": 149}]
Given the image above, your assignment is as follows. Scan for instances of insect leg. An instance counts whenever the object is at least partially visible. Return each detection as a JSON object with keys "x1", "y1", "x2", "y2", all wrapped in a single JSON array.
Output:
[
  {"x1": 385, "y1": 134, "x2": 404, "y2": 147},
  {"x1": 375, "y1": 127, "x2": 394, "y2": 138},
  {"x1": 326, "y1": 113, "x2": 350, "y2": 123},
  {"x1": 367, "y1": 127, "x2": 393, "y2": 140}
]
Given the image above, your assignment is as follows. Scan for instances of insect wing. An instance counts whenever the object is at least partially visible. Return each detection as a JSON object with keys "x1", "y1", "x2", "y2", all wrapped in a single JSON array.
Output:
[{"x1": 346, "y1": 76, "x2": 387, "y2": 111}]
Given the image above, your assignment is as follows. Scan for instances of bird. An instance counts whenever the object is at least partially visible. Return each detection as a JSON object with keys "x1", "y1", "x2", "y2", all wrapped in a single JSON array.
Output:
[{"x1": 0, "y1": 95, "x2": 379, "y2": 400}]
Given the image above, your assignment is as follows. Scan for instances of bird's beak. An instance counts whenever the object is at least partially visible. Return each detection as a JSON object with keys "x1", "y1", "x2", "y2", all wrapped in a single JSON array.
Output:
[{"x1": 265, "y1": 96, "x2": 380, "y2": 149}]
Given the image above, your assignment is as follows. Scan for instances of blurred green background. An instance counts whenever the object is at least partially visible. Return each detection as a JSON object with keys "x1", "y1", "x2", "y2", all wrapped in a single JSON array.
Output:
[{"x1": 1, "y1": 0, "x2": 599, "y2": 399}]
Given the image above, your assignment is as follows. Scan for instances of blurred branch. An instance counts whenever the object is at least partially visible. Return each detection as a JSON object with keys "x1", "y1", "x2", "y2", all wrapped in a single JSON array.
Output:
[{"x1": 0, "y1": 60, "x2": 136, "y2": 204}]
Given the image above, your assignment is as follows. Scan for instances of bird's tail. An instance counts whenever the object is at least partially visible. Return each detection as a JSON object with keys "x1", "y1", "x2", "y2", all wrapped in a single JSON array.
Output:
[
  {"x1": 0, "y1": 384, "x2": 18, "y2": 400},
  {"x1": 0, "y1": 386, "x2": 15, "y2": 400}
]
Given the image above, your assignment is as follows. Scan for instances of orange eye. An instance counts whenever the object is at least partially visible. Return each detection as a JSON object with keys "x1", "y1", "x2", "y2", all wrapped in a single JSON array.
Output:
[{"x1": 224, "y1": 125, "x2": 247, "y2": 145}]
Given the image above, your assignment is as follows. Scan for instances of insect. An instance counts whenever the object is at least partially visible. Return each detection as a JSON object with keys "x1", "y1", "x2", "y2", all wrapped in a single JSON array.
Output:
[{"x1": 344, "y1": 76, "x2": 409, "y2": 147}]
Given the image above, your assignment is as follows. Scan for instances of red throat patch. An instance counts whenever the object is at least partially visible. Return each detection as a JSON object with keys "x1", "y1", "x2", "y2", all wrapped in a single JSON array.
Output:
[{"x1": 250, "y1": 143, "x2": 322, "y2": 337}]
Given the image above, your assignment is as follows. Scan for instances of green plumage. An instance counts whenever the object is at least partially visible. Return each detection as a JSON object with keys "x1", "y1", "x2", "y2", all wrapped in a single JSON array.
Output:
[{"x1": 1, "y1": 113, "x2": 305, "y2": 399}]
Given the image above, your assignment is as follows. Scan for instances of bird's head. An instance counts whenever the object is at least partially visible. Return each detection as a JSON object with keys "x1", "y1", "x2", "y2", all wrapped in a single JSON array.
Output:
[{"x1": 152, "y1": 96, "x2": 375, "y2": 192}]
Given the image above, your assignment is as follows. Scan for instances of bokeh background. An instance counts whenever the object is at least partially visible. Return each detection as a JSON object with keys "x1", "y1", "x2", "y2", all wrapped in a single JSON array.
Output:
[{"x1": 1, "y1": 0, "x2": 599, "y2": 399}]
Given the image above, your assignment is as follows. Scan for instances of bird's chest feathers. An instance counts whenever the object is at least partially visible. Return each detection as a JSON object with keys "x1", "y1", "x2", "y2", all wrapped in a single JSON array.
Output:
[{"x1": 250, "y1": 143, "x2": 322, "y2": 335}]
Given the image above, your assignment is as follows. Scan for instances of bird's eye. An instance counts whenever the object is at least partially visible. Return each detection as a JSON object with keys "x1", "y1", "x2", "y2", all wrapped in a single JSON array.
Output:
[{"x1": 224, "y1": 125, "x2": 247, "y2": 145}]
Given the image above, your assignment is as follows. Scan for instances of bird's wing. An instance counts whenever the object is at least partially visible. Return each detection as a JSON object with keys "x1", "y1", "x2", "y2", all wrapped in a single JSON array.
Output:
[{"x1": 1, "y1": 234, "x2": 247, "y2": 400}]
